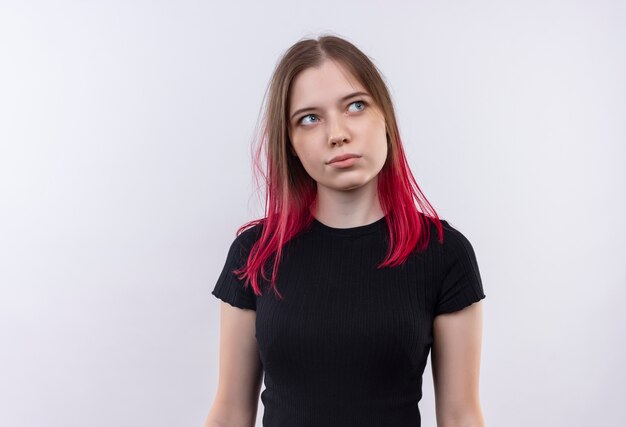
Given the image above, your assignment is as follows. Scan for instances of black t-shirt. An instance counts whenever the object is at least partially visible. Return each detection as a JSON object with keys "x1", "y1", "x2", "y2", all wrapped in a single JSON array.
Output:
[{"x1": 212, "y1": 215, "x2": 486, "y2": 427}]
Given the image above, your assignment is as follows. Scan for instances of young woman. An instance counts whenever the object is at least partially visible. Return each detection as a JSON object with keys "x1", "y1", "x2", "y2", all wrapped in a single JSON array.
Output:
[{"x1": 205, "y1": 35, "x2": 486, "y2": 427}]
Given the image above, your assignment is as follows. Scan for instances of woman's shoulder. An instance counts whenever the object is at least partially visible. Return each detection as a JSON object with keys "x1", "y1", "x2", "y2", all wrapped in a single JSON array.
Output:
[
  {"x1": 424, "y1": 217, "x2": 476, "y2": 251},
  {"x1": 232, "y1": 218, "x2": 266, "y2": 248},
  {"x1": 440, "y1": 218, "x2": 474, "y2": 243},
  {"x1": 428, "y1": 218, "x2": 480, "y2": 266}
]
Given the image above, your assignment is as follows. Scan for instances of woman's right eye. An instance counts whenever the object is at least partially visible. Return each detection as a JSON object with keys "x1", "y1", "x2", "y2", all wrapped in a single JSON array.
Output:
[{"x1": 299, "y1": 114, "x2": 318, "y2": 125}]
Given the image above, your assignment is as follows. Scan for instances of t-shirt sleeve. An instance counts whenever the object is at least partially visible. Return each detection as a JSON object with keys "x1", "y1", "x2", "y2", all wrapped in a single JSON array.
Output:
[
  {"x1": 211, "y1": 230, "x2": 258, "y2": 311},
  {"x1": 434, "y1": 222, "x2": 486, "y2": 316}
]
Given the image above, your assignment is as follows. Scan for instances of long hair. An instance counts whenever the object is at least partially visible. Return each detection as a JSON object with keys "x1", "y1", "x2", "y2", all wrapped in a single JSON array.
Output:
[{"x1": 233, "y1": 34, "x2": 443, "y2": 300}]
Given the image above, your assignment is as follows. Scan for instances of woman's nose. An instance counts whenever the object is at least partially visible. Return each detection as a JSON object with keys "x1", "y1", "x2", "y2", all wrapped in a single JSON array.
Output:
[{"x1": 327, "y1": 114, "x2": 350, "y2": 146}]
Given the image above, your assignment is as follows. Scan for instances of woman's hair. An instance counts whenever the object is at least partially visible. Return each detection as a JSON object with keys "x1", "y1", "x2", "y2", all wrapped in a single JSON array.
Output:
[{"x1": 233, "y1": 34, "x2": 443, "y2": 300}]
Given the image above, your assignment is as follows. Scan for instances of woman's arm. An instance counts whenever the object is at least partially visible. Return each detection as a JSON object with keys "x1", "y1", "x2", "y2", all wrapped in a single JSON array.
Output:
[
  {"x1": 431, "y1": 301, "x2": 485, "y2": 427},
  {"x1": 203, "y1": 301, "x2": 263, "y2": 427}
]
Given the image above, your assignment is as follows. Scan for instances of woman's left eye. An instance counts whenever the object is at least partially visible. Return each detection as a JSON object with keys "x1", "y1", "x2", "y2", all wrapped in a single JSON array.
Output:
[{"x1": 348, "y1": 100, "x2": 366, "y2": 112}]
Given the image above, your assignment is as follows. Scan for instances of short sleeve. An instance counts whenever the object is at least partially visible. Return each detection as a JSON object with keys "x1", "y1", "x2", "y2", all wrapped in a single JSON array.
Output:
[
  {"x1": 434, "y1": 222, "x2": 486, "y2": 316},
  {"x1": 211, "y1": 230, "x2": 258, "y2": 311}
]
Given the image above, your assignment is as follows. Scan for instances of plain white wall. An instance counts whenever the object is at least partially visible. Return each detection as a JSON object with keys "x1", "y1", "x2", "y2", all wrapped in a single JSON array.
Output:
[{"x1": 1, "y1": 1, "x2": 624, "y2": 426}]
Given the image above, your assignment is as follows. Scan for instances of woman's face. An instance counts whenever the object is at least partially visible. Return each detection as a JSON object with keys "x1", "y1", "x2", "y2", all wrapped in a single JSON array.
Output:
[{"x1": 287, "y1": 59, "x2": 388, "y2": 193}]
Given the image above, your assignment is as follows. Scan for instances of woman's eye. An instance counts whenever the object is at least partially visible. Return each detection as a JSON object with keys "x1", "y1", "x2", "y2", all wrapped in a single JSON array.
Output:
[
  {"x1": 299, "y1": 114, "x2": 318, "y2": 125},
  {"x1": 348, "y1": 100, "x2": 366, "y2": 112}
]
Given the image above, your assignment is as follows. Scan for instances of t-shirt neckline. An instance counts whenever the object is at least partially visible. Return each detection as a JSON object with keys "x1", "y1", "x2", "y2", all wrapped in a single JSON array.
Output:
[{"x1": 311, "y1": 215, "x2": 387, "y2": 237}]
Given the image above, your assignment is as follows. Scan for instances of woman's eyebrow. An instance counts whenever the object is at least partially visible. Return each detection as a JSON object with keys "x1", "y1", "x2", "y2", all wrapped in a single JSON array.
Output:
[{"x1": 290, "y1": 91, "x2": 371, "y2": 121}]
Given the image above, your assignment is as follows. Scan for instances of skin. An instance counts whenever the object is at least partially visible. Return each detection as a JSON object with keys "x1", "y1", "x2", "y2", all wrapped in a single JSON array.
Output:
[
  {"x1": 204, "y1": 303, "x2": 263, "y2": 427},
  {"x1": 287, "y1": 58, "x2": 388, "y2": 229},
  {"x1": 204, "y1": 59, "x2": 485, "y2": 427},
  {"x1": 432, "y1": 302, "x2": 485, "y2": 427}
]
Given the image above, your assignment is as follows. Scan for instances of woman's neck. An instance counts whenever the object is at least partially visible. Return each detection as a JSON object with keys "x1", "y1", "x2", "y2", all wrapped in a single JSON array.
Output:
[{"x1": 312, "y1": 179, "x2": 384, "y2": 228}]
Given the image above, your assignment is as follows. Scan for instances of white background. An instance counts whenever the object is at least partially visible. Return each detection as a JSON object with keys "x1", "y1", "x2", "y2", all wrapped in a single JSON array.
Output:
[{"x1": 1, "y1": 1, "x2": 625, "y2": 426}]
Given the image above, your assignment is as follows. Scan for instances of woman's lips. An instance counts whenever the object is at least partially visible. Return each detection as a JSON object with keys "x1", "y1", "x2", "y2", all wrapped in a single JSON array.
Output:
[
  {"x1": 328, "y1": 157, "x2": 360, "y2": 168},
  {"x1": 327, "y1": 153, "x2": 361, "y2": 164}
]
